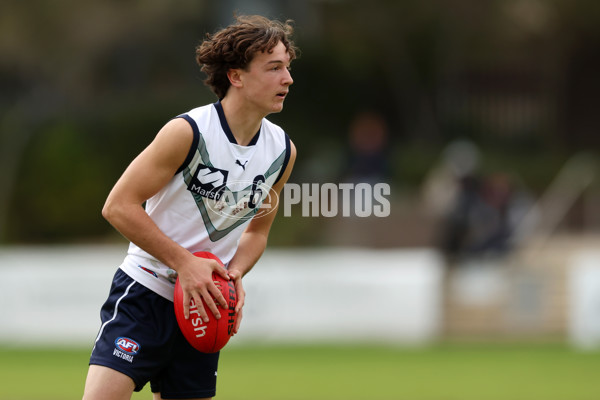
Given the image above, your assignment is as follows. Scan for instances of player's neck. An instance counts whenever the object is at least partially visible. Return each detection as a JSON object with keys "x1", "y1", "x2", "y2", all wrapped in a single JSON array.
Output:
[{"x1": 220, "y1": 97, "x2": 263, "y2": 146}]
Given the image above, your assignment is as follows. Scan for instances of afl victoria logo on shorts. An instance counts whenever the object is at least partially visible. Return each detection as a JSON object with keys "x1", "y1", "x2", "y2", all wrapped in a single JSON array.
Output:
[
  {"x1": 188, "y1": 163, "x2": 229, "y2": 201},
  {"x1": 113, "y1": 337, "x2": 140, "y2": 363},
  {"x1": 115, "y1": 337, "x2": 140, "y2": 355}
]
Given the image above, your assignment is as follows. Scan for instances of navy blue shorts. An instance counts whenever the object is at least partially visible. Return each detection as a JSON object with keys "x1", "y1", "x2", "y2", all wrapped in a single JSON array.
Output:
[{"x1": 89, "y1": 269, "x2": 220, "y2": 399}]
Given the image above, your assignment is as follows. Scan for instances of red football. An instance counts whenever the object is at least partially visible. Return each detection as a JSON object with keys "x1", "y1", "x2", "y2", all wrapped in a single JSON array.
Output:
[{"x1": 174, "y1": 251, "x2": 237, "y2": 353}]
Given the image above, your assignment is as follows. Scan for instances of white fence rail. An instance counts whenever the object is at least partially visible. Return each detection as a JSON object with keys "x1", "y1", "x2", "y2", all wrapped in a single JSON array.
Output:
[{"x1": 0, "y1": 245, "x2": 444, "y2": 347}]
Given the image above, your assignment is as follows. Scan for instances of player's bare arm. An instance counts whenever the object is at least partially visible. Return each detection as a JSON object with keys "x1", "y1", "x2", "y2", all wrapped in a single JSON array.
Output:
[
  {"x1": 227, "y1": 141, "x2": 297, "y2": 333},
  {"x1": 102, "y1": 118, "x2": 229, "y2": 322}
]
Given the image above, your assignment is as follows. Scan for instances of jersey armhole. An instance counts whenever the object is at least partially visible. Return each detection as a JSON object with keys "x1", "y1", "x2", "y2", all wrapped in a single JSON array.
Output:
[
  {"x1": 173, "y1": 114, "x2": 200, "y2": 175},
  {"x1": 274, "y1": 133, "x2": 291, "y2": 184}
]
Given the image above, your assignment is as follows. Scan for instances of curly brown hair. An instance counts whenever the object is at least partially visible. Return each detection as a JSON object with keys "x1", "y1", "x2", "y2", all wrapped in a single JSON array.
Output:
[{"x1": 196, "y1": 15, "x2": 298, "y2": 99}]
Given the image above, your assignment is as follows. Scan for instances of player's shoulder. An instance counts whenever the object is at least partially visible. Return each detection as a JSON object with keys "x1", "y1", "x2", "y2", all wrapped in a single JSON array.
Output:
[
  {"x1": 261, "y1": 117, "x2": 289, "y2": 147},
  {"x1": 261, "y1": 116, "x2": 285, "y2": 134},
  {"x1": 171, "y1": 102, "x2": 219, "y2": 141},
  {"x1": 179, "y1": 102, "x2": 215, "y2": 121}
]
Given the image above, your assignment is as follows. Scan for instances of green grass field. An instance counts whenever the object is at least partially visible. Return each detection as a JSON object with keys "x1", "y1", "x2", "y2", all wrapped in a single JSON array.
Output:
[{"x1": 1, "y1": 343, "x2": 598, "y2": 400}]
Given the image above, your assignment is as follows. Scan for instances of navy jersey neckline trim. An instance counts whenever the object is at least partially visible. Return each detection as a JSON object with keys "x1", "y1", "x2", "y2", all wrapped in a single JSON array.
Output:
[{"x1": 213, "y1": 101, "x2": 260, "y2": 146}]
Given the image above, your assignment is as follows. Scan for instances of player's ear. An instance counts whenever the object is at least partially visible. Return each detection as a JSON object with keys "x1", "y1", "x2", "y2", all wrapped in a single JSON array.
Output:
[{"x1": 227, "y1": 68, "x2": 243, "y2": 88}]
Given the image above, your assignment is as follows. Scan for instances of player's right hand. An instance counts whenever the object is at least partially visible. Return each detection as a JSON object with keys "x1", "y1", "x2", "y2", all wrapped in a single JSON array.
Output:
[{"x1": 177, "y1": 255, "x2": 230, "y2": 322}]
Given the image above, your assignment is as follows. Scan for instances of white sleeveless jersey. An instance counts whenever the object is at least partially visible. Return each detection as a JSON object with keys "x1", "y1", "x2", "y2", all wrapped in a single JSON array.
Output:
[{"x1": 119, "y1": 102, "x2": 291, "y2": 300}]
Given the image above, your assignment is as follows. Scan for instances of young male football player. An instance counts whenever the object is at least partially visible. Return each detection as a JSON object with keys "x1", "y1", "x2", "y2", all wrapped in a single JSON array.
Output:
[{"x1": 83, "y1": 15, "x2": 298, "y2": 400}]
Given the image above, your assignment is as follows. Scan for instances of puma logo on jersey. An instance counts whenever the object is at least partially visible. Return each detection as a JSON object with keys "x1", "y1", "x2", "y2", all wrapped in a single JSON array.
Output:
[
  {"x1": 188, "y1": 164, "x2": 229, "y2": 200},
  {"x1": 235, "y1": 159, "x2": 248, "y2": 170}
]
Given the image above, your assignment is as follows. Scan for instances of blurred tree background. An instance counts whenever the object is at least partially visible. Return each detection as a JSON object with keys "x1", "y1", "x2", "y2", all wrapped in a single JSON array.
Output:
[{"x1": 1, "y1": 0, "x2": 599, "y2": 246}]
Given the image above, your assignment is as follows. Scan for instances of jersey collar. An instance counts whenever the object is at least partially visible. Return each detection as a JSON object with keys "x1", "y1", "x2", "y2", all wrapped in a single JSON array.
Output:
[{"x1": 214, "y1": 100, "x2": 261, "y2": 146}]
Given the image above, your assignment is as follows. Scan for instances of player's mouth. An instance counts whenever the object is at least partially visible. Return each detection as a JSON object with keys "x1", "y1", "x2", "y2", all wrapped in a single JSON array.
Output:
[{"x1": 276, "y1": 91, "x2": 288, "y2": 99}]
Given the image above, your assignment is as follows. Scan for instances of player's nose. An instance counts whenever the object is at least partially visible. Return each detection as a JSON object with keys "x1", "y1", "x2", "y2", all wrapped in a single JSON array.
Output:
[{"x1": 283, "y1": 68, "x2": 293, "y2": 86}]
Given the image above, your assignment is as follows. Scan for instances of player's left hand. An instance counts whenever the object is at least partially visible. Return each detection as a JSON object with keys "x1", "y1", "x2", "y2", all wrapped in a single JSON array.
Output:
[{"x1": 227, "y1": 269, "x2": 245, "y2": 334}]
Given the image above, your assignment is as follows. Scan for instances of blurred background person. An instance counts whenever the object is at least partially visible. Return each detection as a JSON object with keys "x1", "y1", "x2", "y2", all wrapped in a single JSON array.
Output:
[{"x1": 343, "y1": 110, "x2": 391, "y2": 185}]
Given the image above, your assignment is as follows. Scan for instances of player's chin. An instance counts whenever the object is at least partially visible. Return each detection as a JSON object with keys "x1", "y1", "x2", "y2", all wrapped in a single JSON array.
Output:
[{"x1": 270, "y1": 101, "x2": 285, "y2": 113}]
